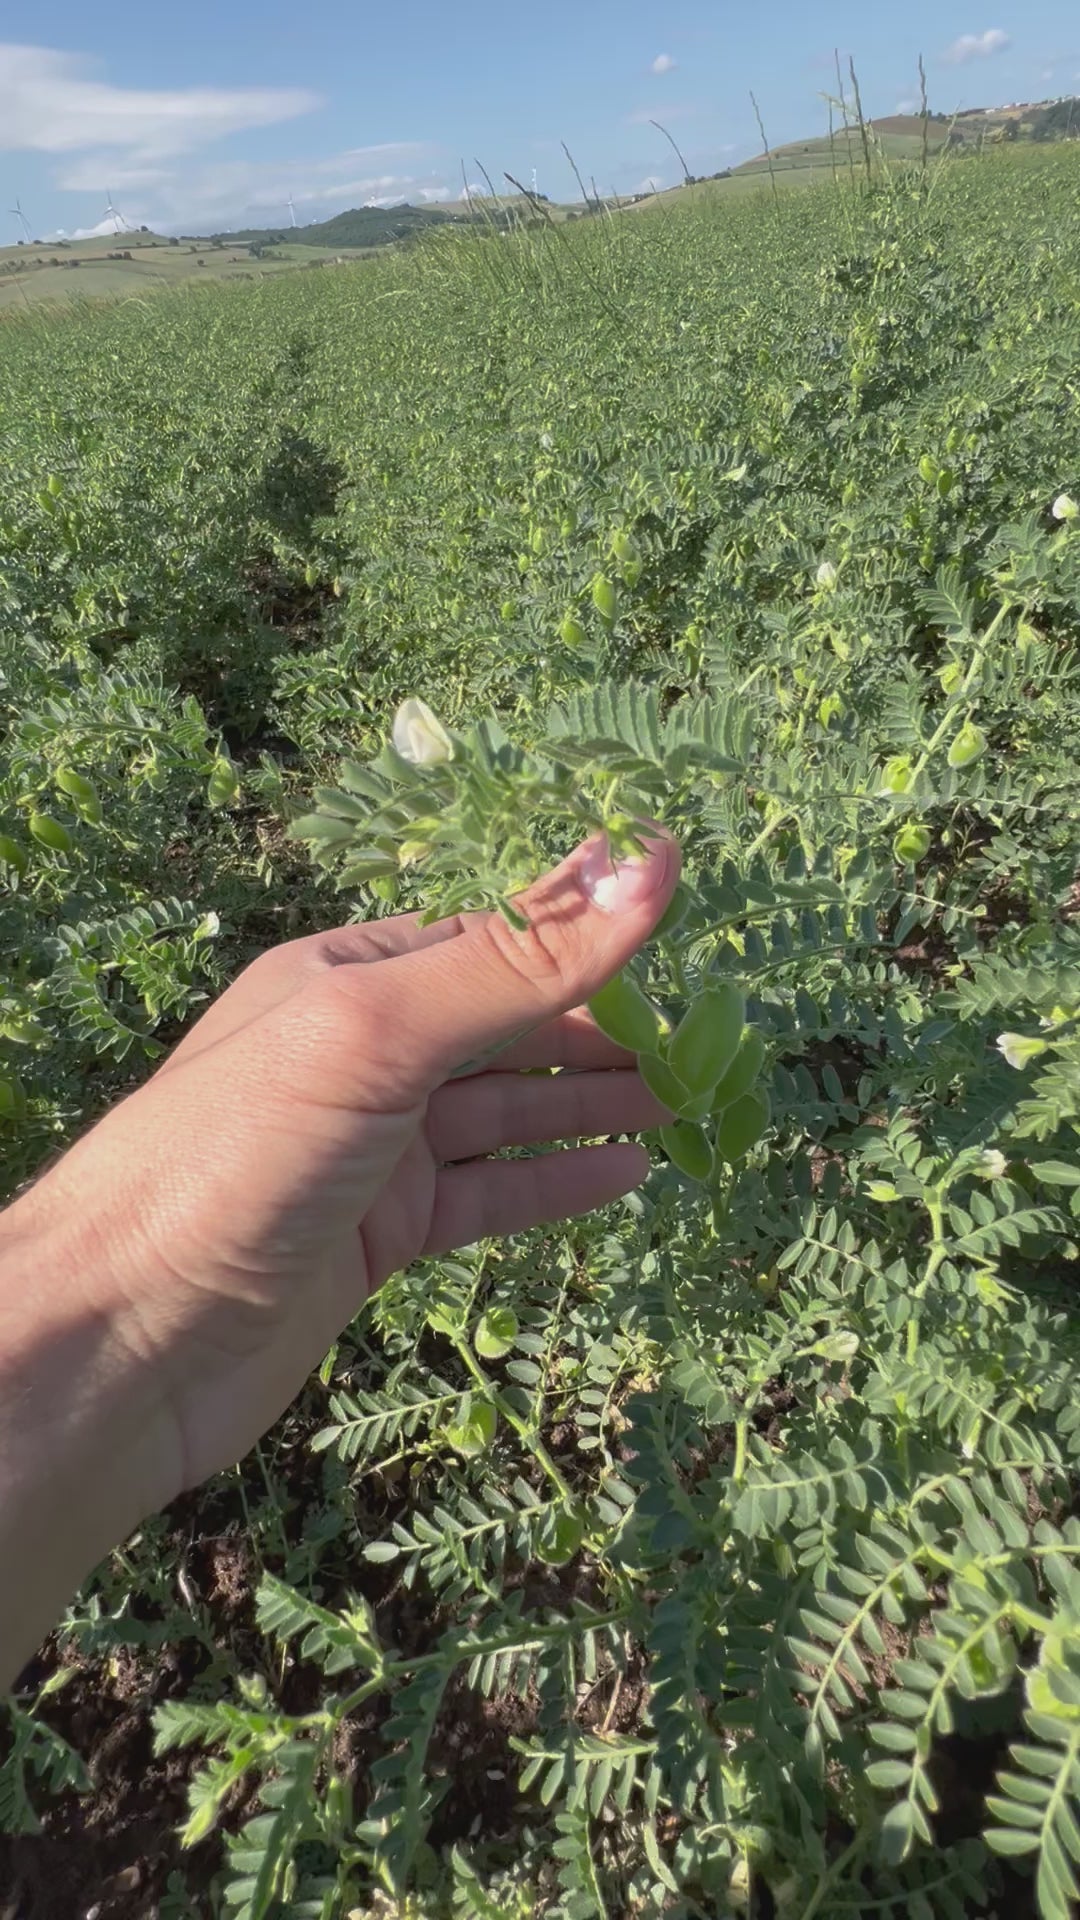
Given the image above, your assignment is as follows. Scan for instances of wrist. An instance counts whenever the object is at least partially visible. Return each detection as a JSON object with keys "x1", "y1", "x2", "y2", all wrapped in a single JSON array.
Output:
[{"x1": 0, "y1": 1180, "x2": 180, "y2": 1688}]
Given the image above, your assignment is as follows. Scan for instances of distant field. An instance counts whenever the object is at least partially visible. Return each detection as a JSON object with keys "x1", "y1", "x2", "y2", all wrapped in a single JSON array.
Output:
[{"x1": 0, "y1": 234, "x2": 375, "y2": 311}]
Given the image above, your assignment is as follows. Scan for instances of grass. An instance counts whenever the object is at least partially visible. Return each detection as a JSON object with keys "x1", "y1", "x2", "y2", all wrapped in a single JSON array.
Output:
[{"x1": 627, "y1": 110, "x2": 1039, "y2": 213}]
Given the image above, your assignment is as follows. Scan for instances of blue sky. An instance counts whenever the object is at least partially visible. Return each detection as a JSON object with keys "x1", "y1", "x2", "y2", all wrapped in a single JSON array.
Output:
[{"x1": 1, "y1": 3, "x2": 1076, "y2": 240}]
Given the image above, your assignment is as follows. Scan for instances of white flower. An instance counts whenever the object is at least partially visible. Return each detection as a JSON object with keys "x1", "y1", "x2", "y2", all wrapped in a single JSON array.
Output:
[
  {"x1": 996, "y1": 1032, "x2": 1048, "y2": 1071},
  {"x1": 816, "y1": 560, "x2": 839, "y2": 590},
  {"x1": 391, "y1": 698, "x2": 454, "y2": 766},
  {"x1": 977, "y1": 1149, "x2": 1007, "y2": 1180},
  {"x1": 1051, "y1": 492, "x2": 1078, "y2": 522}
]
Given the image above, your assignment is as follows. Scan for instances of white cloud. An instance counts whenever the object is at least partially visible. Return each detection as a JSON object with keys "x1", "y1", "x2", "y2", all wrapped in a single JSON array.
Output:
[
  {"x1": 896, "y1": 98, "x2": 917, "y2": 114},
  {"x1": 70, "y1": 216, "x2": 130, "y2": 239},
  {"x1": 0, "y1": 42, "x2": 318, "y2": 158},
  {"x1": 651, "y1": 54, "x2": 676, "y2": 75},
  {"x1": 55, "y1": 160, "x2": 173, "y2": 191},
  {"x1": 42, "y1": 141, "x2": 441, "y2": 235},
  {"x1": 943, "y1": 28, "x2": 1010, "y2": 64}
]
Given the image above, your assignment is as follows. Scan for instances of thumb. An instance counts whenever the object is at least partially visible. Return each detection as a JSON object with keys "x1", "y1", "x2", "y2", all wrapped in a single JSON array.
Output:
[{"x1": 353, "y1": 828, "x2": 681, "y2": 1097}]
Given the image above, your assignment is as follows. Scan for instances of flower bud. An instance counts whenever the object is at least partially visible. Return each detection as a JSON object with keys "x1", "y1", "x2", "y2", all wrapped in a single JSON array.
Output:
[
  {"x1": 391, "y1": 698, "x2": 454, "y2": 766},
  {"x1": 996, "y1": 1032, "x2": 1048, "y2": 1071}
]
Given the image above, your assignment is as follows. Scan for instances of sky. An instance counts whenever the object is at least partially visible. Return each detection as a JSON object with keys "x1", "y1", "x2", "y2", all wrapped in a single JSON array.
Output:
[{"x1": 1, "y1": 2, "x2": 1077, "y2": 241}]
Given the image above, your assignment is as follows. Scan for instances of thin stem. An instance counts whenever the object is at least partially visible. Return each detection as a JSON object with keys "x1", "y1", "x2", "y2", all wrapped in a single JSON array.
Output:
[{"x1": 452, "y1": 1337, "x2": 574, "y2": 1502}]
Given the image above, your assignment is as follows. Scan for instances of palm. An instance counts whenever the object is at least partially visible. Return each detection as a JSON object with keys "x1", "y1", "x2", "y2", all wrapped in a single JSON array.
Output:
[{"x1": 130, "y1": 889, "x2": 670, "y2": 1490}]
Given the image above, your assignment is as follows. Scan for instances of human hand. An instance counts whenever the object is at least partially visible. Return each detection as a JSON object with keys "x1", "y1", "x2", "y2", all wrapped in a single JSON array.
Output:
[{"x1": 1, "y1": 829, "x2": 679, "y2": 1556}]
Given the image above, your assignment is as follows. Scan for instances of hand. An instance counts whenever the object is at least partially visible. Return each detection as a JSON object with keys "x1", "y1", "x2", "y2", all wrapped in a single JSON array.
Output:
[{"x1": 0, "y1": 828, "x2": 679, "y2": 1677}]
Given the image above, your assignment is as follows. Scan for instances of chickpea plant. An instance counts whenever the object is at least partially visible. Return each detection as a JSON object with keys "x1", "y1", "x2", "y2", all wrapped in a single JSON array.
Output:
[
  {"x1": 4, "y1": 144, "x2": 1080, "y2": 1920},
  {"x1": 292, "y1": 690, "x2": 775, "y2": 1190}
]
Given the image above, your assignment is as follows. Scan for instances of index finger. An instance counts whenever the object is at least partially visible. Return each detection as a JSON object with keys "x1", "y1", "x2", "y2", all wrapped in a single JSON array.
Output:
[{"x1": 451, "y1": 1006, "x2": 634, "y2": 1077}]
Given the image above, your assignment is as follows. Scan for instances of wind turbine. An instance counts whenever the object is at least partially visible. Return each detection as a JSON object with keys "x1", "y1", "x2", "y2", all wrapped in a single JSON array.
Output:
[
  {"x1": 104, "y1": 189, "x2": 128, "y2": 234},
  {"x1": 9, "y1": 199, "x2": 33, "y2": 244},
  {"x1": 287, "y1": 193, "x2": 298, "y2": 228}
]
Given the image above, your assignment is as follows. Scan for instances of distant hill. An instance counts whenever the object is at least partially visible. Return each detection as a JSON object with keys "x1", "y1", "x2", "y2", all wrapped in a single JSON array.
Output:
[
  {"x1": 211, "y1": 204, "x2": 472, "y2": 251},
  {"x1": 628, "y1": 97, "x2": 1080, "y2": 213}
]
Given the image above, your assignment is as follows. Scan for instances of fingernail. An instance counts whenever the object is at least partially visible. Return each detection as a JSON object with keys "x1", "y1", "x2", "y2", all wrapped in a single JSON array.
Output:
[{"x1": 579, "y1": 837, "x2": 663, "y2": 914}]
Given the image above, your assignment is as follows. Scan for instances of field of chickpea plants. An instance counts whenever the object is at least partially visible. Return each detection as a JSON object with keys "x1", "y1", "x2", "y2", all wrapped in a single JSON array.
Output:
[{"x1": 1, "y1": 143, "x2": 1079, "y2": 1919}]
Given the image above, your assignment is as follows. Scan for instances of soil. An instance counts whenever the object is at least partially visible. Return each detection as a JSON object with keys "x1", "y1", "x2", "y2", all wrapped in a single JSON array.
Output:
[
  {"x1": 0, "y1": 1638, "x2": 220, "y2": 1919},
  {"x1": 0, "y1": 1472, "x2": 1047, "y2": 1920}
]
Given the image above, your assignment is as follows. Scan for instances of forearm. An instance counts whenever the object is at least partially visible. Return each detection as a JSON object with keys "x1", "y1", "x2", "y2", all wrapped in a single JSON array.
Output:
[{"x1": 0, "y1": 1186, "x2": 174, "y2": 1691}]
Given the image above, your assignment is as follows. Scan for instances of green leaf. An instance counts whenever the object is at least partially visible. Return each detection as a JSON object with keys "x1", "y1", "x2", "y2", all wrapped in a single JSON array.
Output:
[{"x1": 474, "y1": 1307, "x2": 519, "y2": 1360}]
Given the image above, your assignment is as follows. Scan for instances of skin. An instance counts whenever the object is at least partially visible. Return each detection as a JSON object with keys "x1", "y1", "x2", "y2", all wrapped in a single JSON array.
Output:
[{"x1": 0, "y1": 829, "x2": 679, "y2": 1689}]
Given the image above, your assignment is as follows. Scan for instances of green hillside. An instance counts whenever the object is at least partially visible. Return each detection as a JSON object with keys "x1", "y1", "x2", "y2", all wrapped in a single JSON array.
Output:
[
  {"x1": 214, "y1": 202, "x2": 471, "y2": 250},
  {"x1": 630, "y1": 99, "x2": 1079, "y2": 213}
]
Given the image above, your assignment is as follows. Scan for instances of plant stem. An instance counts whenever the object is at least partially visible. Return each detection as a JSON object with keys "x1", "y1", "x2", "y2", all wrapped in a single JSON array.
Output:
[{"x1": 452, "y1": 1336, "x2": 574, "y2": 1501}]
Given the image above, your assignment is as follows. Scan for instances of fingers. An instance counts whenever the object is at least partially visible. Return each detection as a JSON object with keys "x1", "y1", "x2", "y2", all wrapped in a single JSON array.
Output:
[
  {"x1": 422, "y1": 1143, "x2": 650, "y2": 1255},
  {"x1": 320, "y1": 828, "x2": 681, "y2": 1103},
  {"x1": 474, "y1": 1007, "x2": 634, "y2": 1073},
  {"x1": 160, "y1": 911, "x2": 467, "y2": 1076},
  {"x1": 426, "y1": 1068, "x2": 667, "y2": 1164}
]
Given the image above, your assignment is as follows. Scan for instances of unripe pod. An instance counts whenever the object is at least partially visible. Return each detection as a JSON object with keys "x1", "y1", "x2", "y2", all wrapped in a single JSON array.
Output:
[
  {"x1": 638, "y1": 1051, "x2": 692, "y2": 1115},
  {"x1": 947, "y1": 722, "x2": 987, "y2": 769},
  {"x1": 1, "y1": 1014, "x2": 48, "y2": 1046},
  {"x1": 893, "y1": 822, "x2": 931, "y2": 864},
  {"x1": 207, "y1": 758, "x2": 241, "y2": 808},
  {"x1": 668, "y1": 982, "x2": 745, "y2": 1095},
  {"x1": 715, "y1": 1089, "x2": 771, "y2": 1163},
  {"x1": 588, "y1": 973, "x2": 668, "y2": 1054},
  {"x1": 879, "y1": 755, "x2": 913, "y2": 795},
  {"x1": 28, "y1": 812, "x2": 73, "y2": 853},
  {"x1": 591, "y1": 573, "x2": 617, "y2": 623},
  {"x1": 55, "y1": 768, "x2": 101, "y2": 822},
  {"x1": 559, "y1": 612, "x2": 586, "y2": 648},
  {"x1": 661, "y1": 1119, "x2": 714, "y2": 1182},
  {"x1": 711, "y1": 1029, "x2": 766, "y2": 1111},
  {"x1": 0, "y1": 835, "x2": 28, "y2": 875}
]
